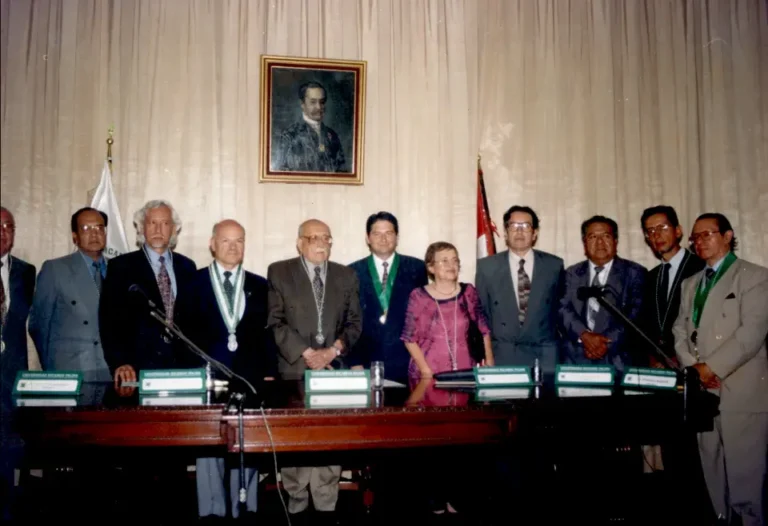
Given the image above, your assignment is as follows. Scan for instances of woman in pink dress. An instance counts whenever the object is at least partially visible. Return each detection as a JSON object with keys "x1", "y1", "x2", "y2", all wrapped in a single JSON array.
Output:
[{"x1": 401, "y1": 241, "x2": 494, "y2": 378}]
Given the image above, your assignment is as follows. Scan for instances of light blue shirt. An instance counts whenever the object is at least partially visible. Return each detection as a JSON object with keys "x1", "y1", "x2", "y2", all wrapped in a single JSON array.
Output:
[
  {"x1": 79, "y1": 250, "x2": 107, "y2": 281},
  {"x1": 700, "y1": 253, "x2": 728, "y2": 290},
  {"x1": 144, "y1": 244, "x2": 177, "y2": 297}
]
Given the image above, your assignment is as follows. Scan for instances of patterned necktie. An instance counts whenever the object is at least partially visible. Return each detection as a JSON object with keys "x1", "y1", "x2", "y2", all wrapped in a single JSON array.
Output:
[
  {"x1": 313, "y1": 266, "x2": 324, "y2": 301},
  {"x1": 517, "y1": 259, "x2": 531, "y2": 325},
  {"x1": 0, "y1": 261, "x2": 6, "y2": 327},
  {"x1": 658, "y1": 262, "x2": 670, "y2": 311},
  {"x1": 704, "y1": 267, "x2": 715, "y2": 286},
  {"x1": 223, "y1": 270, "x2": 235, "y2": 314},
  {"x1": 587, "y1": 266, "x2": 604, "y2": 330},
  {"x1": 381, "y1": 261, "x2": 389, "y2": 288},
  {"x1": 92, "y1": 261, "x2": 103, "y2": 294},
  {"x1": 157, "y1": 255, "x2": 174, "y2": 321}
]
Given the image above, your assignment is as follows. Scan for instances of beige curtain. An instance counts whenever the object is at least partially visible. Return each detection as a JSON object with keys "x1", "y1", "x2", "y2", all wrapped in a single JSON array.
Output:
[{"x1": 1, "y1": 0, "x2": 766, "y2": 275}]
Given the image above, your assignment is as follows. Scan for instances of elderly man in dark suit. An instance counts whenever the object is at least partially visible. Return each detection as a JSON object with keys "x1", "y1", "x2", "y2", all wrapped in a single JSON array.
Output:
[
  {"x1": 0, "y1": 206, "x2": 36, "y2": 522},
  {"x1": 673, "y1": 213, "x2": 768, "y2": 526},
  {"x1": 267, "y1": 218, "x2": 361, "y2": 523},
  {"x1": 559, "y1": 215, "x2": 646, "y2": 372},
  {"x1": 348, "y1": 211, "x2": 427, "y2": 383},
  {"x1": 99, "y1": 199, "x2": 197, "y2": 385},
  {"x1": 181, "y1": 219, "x2": 277, "y2": 521},
  {"x1": 29, "y1": 207, "x2": 111, "y2": 382},
  {"x1": 476, "y1": 205, "x2": 564, "y2": 374}
]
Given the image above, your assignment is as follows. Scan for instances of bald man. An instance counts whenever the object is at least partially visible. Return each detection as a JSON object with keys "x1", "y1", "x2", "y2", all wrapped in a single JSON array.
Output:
[
  {"x1": 267, "y1": 218, "x2": 362, "y2": 520},
  {"x1": 181, "y1": 219, "x2": 276, "y2": 520}
]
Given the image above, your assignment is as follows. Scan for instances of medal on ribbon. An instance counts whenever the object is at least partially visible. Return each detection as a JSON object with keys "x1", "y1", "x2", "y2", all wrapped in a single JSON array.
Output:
[
  {"x1": 367, "y1": 254, "x2": 399, "y2": 325},
  {"x1": 209, "y1": 263, "x2": 245, "y2": 352}
]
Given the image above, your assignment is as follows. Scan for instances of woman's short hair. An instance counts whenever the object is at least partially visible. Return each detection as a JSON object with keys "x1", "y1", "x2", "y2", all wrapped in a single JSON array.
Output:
[{"x1": 424, "y1": 241, "x2": 458, "y2": 281}]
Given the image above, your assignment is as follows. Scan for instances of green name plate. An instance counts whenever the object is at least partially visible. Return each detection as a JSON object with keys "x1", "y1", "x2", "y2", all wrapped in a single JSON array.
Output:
[
  {"x1": 13, "y1": 371, "x2": 82, "y2": 396},
  {"x1": 558, "y1": 386, "x2": 613, "y2": 398},
  {"x1": 555, "y1": 365, "x2": 615, "y2": 385},
  {"x1": 476, "y1": 387, "x2": 531, "y2": 401},
  {"x1": 622, "y1": 367, "x2": 677, "y2": 389},
  {"x1": 140, "y1": 394, "x2": 206, "y2": 406},
  {"x1": 139, "y1": 368, "x2": 206, "y2": 394},
  {"x1": 15, "y1": 397, "x2": 78, "y2": 407},
  {"x1": 305, "y1": 392, "x2": 370, "y2": 408},
  {"x1": 305, "y1": 370, "x2": 370, "y2": 392},
  {"x1": 474, "y1": 366, "x2": 532, "y2": 386}
]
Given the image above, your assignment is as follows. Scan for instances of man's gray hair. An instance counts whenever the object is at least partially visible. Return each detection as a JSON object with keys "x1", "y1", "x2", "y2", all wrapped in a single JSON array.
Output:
[{"x1": 133, "y1": 199, "x2": 182, "y2": 249}]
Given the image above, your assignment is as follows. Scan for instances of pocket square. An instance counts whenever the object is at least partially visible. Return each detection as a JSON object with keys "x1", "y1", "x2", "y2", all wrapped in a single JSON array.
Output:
[{"x1": 725, "y1": 292, "x2": 736, "y2": 299}]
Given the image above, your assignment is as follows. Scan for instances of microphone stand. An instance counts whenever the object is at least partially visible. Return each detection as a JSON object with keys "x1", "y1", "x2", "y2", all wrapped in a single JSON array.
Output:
[
  {"x1": 590, "y1": 292, "x2": 702, "y2": 425},
  {"x1": 144, "y1": 306, "x2": 255, "y2": 519}
]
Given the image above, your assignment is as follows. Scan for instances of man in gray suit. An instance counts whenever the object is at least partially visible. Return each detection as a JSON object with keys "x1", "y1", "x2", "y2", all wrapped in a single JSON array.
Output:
[
  {"x1": 475, "y1": 205, "x2": 564, "y2": 374},
  {"x1": 267, "y1": 218, "x2": 362, "y2": 523},
  {"x1": 29, "y1": 207, "x2": 110, "y2": 381},
  {"x1": 673, "y1": 213, "x2": 768, "y2": 526}
]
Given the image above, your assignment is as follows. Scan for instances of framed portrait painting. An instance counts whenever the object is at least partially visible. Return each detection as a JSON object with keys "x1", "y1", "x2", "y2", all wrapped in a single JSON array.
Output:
[{"x1": 259, "y1": 55, "x2": 367, "y2": 185}]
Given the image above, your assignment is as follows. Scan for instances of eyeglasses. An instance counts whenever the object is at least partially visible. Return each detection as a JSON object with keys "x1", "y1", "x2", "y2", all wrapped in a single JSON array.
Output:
[
  {"x1": 506, "y1": 222, "x2": 533, "y2": 232},
  {"x1": 79, "y1": 224, "x2": 106, "y2": 234},
  {"x1": 435, "y1": 258, "x2": 461, "y2": 267},
  {"x1": 644, "y1": 224, "x2": 672, "y2": 237},
  {"x1": 301, "y1": 235, "x2": 333, "y2": 245},
  {"x1": 586, "y1": 232, "x2": 614, "y2": 242},
  {"x1": 689, "y1": 230, "x2": 720, "y2": 243},
  {"x1": 1, "y1": 223, "x2": 16, "y2": 233}
]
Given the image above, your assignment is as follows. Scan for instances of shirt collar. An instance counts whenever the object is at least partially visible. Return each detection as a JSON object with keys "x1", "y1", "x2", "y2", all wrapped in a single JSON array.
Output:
[
  {"x1": 508, "y1": 249, "x2": 533, "y2": 265},
  {"x1": 708, "y1": 252, "x2": 730, "y2": 272},
  {"x1": 144, "y1": 244, "x2": 171, "y2": 265},
  {"x1": 79, "y1": 250, "x2": 106, "y2": 269},
  {"x1": 589, "y1": 258, "x2": 614, "y2": 273},
  {"x1": 665, "y1": 247, "x2": 686, "y2": 270},
  {"x1": 372, "y1": 253, "x2": 395, "y2": 267},
  {"x1": 0, "y1": 252, "x2": 8, "y2": 268}
]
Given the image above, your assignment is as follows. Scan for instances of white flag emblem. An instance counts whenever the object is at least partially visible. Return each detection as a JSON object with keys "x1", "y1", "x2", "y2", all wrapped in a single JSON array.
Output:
[{"x1": 90, "y1": 161, "x2": 131, "y2": 258}]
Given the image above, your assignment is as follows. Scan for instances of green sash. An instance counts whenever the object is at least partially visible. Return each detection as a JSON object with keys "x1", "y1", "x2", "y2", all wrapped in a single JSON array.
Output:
[
  {"x1": 692, "y1": 252, "x2": 737, "y2": 328},
  {"x1": 367, "y1": 254, "x2": 399, "y2": 315}
]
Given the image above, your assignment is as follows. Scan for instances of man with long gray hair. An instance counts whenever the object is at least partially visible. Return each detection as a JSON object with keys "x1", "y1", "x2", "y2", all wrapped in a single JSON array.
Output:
[{"x1": 99, "y1": 199, "x2": 197, "y2": 385}]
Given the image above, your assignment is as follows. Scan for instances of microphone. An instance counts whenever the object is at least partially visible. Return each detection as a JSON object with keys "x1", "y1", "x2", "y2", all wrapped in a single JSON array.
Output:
[
  {"x1": 577, "y1": 286, "x2": 606, "y2": 300},
  {"x1": 128, "y1": 284, "x2": 161, "y2": 311}
]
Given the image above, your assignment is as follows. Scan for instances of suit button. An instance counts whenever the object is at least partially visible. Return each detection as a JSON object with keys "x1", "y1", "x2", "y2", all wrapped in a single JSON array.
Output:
[
  {"x1": 716, "y1": 335, "x2": 722, "y2": 340},
  {"x1": 83, "y1": 321, "x2": 88, "y2": 325},
  {"x1": 71, "y1": 300, "x2": 77, "y2": 305},
  {"x1": 502, "y1": 322, "x2": 507, "y2": 327},
  {"x1": 93, "y1": 341, "x2": 99, "y2": 346}
]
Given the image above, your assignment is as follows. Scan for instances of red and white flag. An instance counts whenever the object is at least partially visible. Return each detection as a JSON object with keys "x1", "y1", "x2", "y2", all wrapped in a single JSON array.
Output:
[{"x1": 476, "y1": 160, "x2": 498, "y2": 258}]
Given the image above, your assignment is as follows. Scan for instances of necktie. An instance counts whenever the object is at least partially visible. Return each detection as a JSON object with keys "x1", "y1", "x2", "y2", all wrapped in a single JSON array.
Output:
[
  {"x1": 658, "y1": 262, "x2": 670, "y2": 311},
  {"x1": 223, "y1": 270, "x2": 235, "y2": 314},
  {"x1": 0, "y1": 261, "x2": 6, "y2": 327},
  {"x1": 381, "y1": 261, "x2": 389, "y2": 288},
  {"x1": 313, "y1": 266, "x2": 324, "y2": 301},
  {"x1": 157, "y1": 256, "x2": 174, "y2": 321},
  {"x1": 587, "y1": 266, "x2": 604, "y2": 330},
  {"x1": 517, "y1": 259, "x2": 531, "y2": 325},
  {"x1": 92, "y1": 261, "x2": 103, "y2": 294},
  {"x1": 704, "y1": 268, "x2": 715, "y2": 286}
]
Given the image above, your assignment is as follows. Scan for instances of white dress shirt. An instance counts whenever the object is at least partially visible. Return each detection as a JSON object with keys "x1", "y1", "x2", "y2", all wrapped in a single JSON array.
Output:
[
  {"x1": 373, "y1": 253, "x2": 395, "y2": 284},
  {"x1": 508, "y1": 249, "x2": 535, "y2": 309},
  {"x1": 663, "y1": 247, "x2": 688, "y2": 297},
  {"x1": 1, "y1": 252, "x2": 10, "y2": 315}
]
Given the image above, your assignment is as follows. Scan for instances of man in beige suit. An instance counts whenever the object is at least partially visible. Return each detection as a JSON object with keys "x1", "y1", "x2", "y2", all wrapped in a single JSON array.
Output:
[
  {"x1": 673, "y1": 213, "x2": 768, "y2": 526},
  {"x1": 267, "y1": 218, "x2": 362, "y2": 524}
]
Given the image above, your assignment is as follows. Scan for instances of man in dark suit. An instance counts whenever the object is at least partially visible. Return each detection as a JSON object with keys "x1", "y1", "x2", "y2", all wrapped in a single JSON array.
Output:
[
  {"x1": 267, "y1": 218, "x2": 361, "y2": 522},
  {"x1": 476, "y1": 205, "x2": 564, "y2": 374},
  {"x1": 559, "y1": 215, "x2": 646, "y2": 372},
  {"x1": 0, "y1": 206, "x2": 36, "y2": 521},
  {"x1": 29, "y1": 207, "x2": 111, "y2": 382},
  {"x1": 181, "y1": 219, "x2": 276, "y2": 520},
  {"x1": 348, "y1": 211, "x2": 427, "y2": 383},
  {"x1": 99, "y1": 200, "x2": 197, "y2": 385},
  {"x1": 638, "y1": 205, "x2": 704, "y2": 367}
]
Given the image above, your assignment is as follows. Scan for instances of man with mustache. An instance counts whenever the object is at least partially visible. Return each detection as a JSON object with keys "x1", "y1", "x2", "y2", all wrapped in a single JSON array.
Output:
[
  {"x1": 267, "y1": 218, "x2": 362, "y2": 525},
  {"x1": 559, "y1": 215, "x2": 646, "y2": 372},
  {"x1": 99, "y1": 199, "x2": 197, "y2": 385},
  {"x1": 274, "y1": 81, "x2": 347, "y2": 173}
]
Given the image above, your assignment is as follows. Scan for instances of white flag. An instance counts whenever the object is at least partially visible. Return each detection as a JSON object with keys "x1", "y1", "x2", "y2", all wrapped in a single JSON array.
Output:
[{"x1": 90, "y1": 161, "x2": 131, "y2": 258}]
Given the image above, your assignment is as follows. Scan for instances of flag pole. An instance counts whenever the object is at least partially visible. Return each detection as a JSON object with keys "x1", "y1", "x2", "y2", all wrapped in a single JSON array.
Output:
[{"x1": 106, "y1": 126, "x2": 114, "y2": 167}]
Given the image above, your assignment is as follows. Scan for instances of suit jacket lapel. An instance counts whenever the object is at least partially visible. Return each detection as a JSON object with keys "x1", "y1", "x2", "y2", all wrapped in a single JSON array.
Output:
[
  {"x1": 291, "y1": 258, "x2": 318, "y2": 329},
  {"x1": 9, "y1": 255, "x2": 24, "y2": 308},
  {"x1": 494, "y1": 251, "x2": 519, "y2": 322},
  {"x1": 699, "y1": 260, "x2": 739, "y2": 333},
  {"x1": 594, "y1": 257, "x2": 624, "y2": 332},
  {"x1": 574, "y1": 261, "x2": 590, "y2": 322},
  {"x1": 323, "y1": 264, "x2": 341, "y2": 336},
  {"x1": 140, "y1": 252, "x2": 164, "y2": 307},
  {"x1": 66, "y1": 252, "x2": 100, "y2": 316},
  {"x1": 523, "y1": 251, "x2": 547, "y2": 327},
  {"x1": 361, "y1": 256, "x2": 383, "y2": 316}
]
